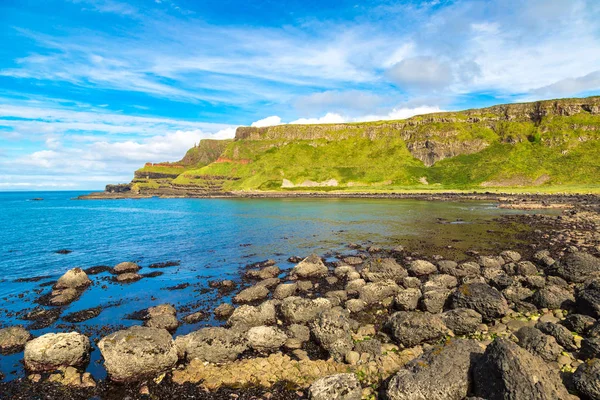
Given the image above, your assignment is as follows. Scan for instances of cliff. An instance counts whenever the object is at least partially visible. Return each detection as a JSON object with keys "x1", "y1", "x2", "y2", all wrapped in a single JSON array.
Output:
[{"x1": 98, "y1": 96, "x2": 600, "y2": 197}]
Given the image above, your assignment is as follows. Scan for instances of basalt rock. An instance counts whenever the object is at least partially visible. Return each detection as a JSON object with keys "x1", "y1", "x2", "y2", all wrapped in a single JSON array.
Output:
[
  {"x1": 385, "y1": 311, "x2": 447, "y2": 347},
  {"x1": 175, "y1": 327, "x2": 247, "y2": 364},
  {"x1": 450, "y1": 283, "x2": 509, "y2": 321}
]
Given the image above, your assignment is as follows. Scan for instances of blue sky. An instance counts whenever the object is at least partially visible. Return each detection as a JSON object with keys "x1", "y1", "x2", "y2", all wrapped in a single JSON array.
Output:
[{"x1": 1, "y1": 0, "x2": 600, "y2": 190}]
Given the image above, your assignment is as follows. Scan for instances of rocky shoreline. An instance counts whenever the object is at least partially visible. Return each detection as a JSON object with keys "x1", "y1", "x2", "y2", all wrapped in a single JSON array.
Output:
[{"x1": 1, "y1": 199, "x2": 600, "y2": 399}]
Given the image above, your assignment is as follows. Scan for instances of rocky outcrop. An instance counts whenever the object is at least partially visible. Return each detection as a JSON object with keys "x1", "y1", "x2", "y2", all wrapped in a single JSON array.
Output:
[
  {"x1": 0, "y1": 326, "x2": 31, "y2": 354},
  {"x1": 24, "y1": 332, "x2": 90, "y2": 372}
]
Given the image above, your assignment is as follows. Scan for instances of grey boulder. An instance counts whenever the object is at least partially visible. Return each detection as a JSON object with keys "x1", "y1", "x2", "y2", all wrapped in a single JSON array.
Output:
[
  {"x1": 175, "y1": 327, "x2": 247, "y2": 363},
  {"x1": 385, "y1": 311, "x2": 447, "y2": 347},
  {"x1": 450, "y1": 283, "x2": 509, "y2": 321},
  {"x1": 308, "y1": 373, "x2": 362, "y2": 400},
  {"x1": 24, "y1": 332, "x2": 90, "y2": 372}
]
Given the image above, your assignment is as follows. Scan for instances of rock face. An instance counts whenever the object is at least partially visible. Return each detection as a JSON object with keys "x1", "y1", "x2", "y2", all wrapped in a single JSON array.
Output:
[
  {"x1": 0, "y1": 326, "x2": 32, "y2": 354},
  {"x1": 98, "y1": 326, "x2": 178, "y2": 382},
  {"x1": 551, "y1": 252, "x2": 600, "y2": 283},
  {"x1": 175, "y1": 327, "x2": 247, "y2": 363},
  {"x1": 310, "y1": 309, "x2": 354, "y2": 361},
  {"x1": 385, "y1": 311, "x2": 447, "y2": 347},
  {"x1": 54, "y1": 268, "x2": 91, "y2": 289},
  {"x1": 472, "y1": 338, "x2": 571, "y2": 400},
  {"x1": 386, "y1": 339, "x2": 484, "y2": 400},
  {"x1": 450, "y1": 283, "x2": 509, "y2": 321},
  {"x1": 573, "y1": 358, "x2": 600, "y2": 400},
  {"x1": 247, "y1": 326, "x2": 287, "y2": 353},
  {"x1": 308, "y1": 373, "x2": 362, "y2": 400},
  {"x1": 291, "y1": 254, "x2": 328, "y2": 279},
  {"x1": 24, "y1": 332, "x2": 90, "y2": 372}
]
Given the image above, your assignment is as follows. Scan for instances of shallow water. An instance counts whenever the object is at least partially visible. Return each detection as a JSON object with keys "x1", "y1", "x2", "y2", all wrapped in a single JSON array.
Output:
[{"x1": 0, "y1": 191, "x2": 553, "y2": 380}]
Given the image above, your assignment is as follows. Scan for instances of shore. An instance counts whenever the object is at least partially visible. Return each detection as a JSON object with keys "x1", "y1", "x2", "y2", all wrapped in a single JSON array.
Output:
[{"x1": 1, "y1": 198, "x2": 600, "y2": 399}]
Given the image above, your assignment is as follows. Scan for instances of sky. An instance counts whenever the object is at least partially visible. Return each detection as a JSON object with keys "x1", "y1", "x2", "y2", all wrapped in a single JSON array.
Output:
[{"x1": 1, "y1": 0, "x2": 600, "y2": 190}]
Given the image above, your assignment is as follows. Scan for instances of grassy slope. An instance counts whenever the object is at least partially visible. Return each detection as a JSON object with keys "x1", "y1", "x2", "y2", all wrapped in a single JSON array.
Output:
[{"x1": 171, "y1": 111, "x2": 600, "y2": 192}]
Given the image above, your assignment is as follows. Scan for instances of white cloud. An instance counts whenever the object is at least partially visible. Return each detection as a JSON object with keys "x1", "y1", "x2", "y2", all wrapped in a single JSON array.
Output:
[
  {"x1": 387, "y1": 56, "x2": 453, "y2": 91},
  {"x1": 251, "y1": 116, "x2": 282, "y2": 128},
  {"x1": 289, "y1": 113, "x2": 346, "y2": 125},
  {"x1": 532, "y1": 70, "x2": 600, "y2": 97}
]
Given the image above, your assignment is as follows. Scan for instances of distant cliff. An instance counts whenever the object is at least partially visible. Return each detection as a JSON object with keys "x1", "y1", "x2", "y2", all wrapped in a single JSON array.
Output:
[{"x1": 97, "y1": 96, "x2": 600, "y2": 197}]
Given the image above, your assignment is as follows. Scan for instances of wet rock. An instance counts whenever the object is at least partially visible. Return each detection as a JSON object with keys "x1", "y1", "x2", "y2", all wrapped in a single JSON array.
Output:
[
  {"x1": 385, "y1": 311, "x2": 447, "y2": 347},
  {"x1": 420, "y1": 289, "x2": 451, "y2": 313},
  {"x1": 0, "y1": 326, "x2": 32, "y2": 354},
  {"x1": 227, "y1": 301, "x2": 276, "y2": 328},
  {"x1": 472, "y1": 338, "x2": 571, "y2": 400},
  {"x1": 441, "y1": 308, "x2": 482, "y2": 335},
  {"x1": 360, "y1": 258, "x2": 408, "y2": 283},
  {"x1": 550, "y1": 252, "x2": 600, "y2": 283},
  {"x1": 233, "y1": 284, "x2": 270, "y2": 303},
  {"x1": 183, "y1": 311, "x2": 207, "y2": 324},
  {"x1": 308, "y1": 373, "x2": 362, "y2": 400},
  {"x1": 247, "y1": 326, "x2": 287, "y2": 353},
  {"x1": 113, "y1": 262, "x2": 140, "y2": 274},
  {"x1": 55, "y1": 249, "x2": 73, "y2": 255},
  {"x1": 175, "y1": 327, "x2": 247, "y2": 363},
  {"x1": 99, "y1": 326, "x2": 178, "y2": 382},
  {"x1": 290, "y1": 254, "x2": 329, "y2": 279},
  {"x1": 450, "y1": 283, "x2": 509, "y2": 321},
  {"x1": 280, "y1": 296, "x2": 332, "y2": 324},
  {"x1": 24, "y1": 332, "x2": 90, "y2": 372},
  {"x1": 273, "y1": 283, "x2": 297, "y2": 299},
  {"x1": 408, "y1": 260, "x2": 437, "y2": 276},
  {"x1": 49, "y1": 288, "x2": 80, "y2": 305},
  {"x1": 116, "y1": 272, "x2": 142, "y2": 282},
  {"x1": 532, "y1": 285, "x2": 575, "y2": 309},
  {"x1": 514, "y1": 326, "x2": 562, "y2": 362},
  {"x1": 386, "y1": 339, "x2": 484, "y2": 400},
  {"x1": 54, "y1": 268, "x2": 91, "y2": 289},
  {"x1": 562, "y1": 313, "x2": 596, "y2": 334},
  {"x1": 535, "y1": 321, "x2": 578, "y2": 351},
  {"x1": 145, "y1": 304, "x2": 179, "y2": 331},
  {"x1": 394, "y1": 288, "x2": 421, "y2": 311},
  {"x1": 343, "y1": 256, "x2": 363, "y2": 266},
  {"x1": 214, "y1": 303, "x2": 235, "y2": 319},
  {"x1": 358, "y1": 280, "x2": 401, "y2": 304},
  {"x1": 63, "y1": 306, "x2": 102, "y2": 323},
  {"x1": 310, "y1": 308, "x2": 354, "y2": 361},
  {"x1": 245, "y1": 265, "x2": 281, "y2": 280},
  {"x1": 577, "y1": 279, "x2": 600, "y2": 317},
  {"x1": 573, "y1": 358, "x2": 600, "y2": 400}
]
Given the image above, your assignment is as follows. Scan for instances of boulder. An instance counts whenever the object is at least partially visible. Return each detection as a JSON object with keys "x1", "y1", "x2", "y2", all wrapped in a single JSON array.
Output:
[
  {"x1": 580, "y1": 337, "x2": 600, "y2": 360},
  {"x1": 0, "y1": 326, "x2": 31, "y2": 354},
  {"x1": 290, "y1": 254, "x2": 328, "y2": 279},
  {"x1": 573, "y1": 358, "x2": 600, "y2": 400},
  {"x1": 479, "y1": 256, "x2": 505, "y2": 269},
  {"x1": 247, "y1": 326, "x2": 287, "y2": 353},
  {"x1": 439, "y1": 261, "x2": 480, "y2": 278},
  {"x1": 577, "y1": 279, "x2": 600, "y2": 318},
  {"x1": 49, "y1": 288, "x2": 80, "y2": 305},
  {"x1": 441, "y1": 308, "x2": 482, "y2": 335},
  {"x1": 515, "y1": 261, "x2": 538, "y2": 276},
  {"x1": 550, "y1": 252, "x2": 600, "y2": 283},
  {"x1": 420, "y1": 289, "x2": 451, "y2": 313},
  {"x1": 386, "y1": 339, "x2": 484, "y2": 400},
  {"x1": 358, "y1": 280, "x2": 401, "y2": 304},
  {"x1": 514, "y1": 326, "x2": 562, "y2": 362},
  {"x1": 24, "y1": 332, "x2": 90, "y2": 372},
  {"x1": 116, "y1": 272, "x2": 142, "y2": 282},
  {"x1": 308, "y1": 373, "x2": 362, "y2": 400},
  {"x1": 227, "y1": 301, "x2": 276, "y2": 328},
  {"x1": 360, "y1": 258, "x2": 408, "y2": 282},
  {"x1": 408, "y1": 260, "x2": 437, "y2": 276},
  {"x1": 535, "y1": 321, "x2": 578, "y2": 351},
  {"x1": 113, "y1": 262, "x2": 140, "y2": 274},
  {"x1": 273, "y1": 283, "x2": 297, "y2": 299},
  {"x1": 54, "y1": 268, "x2": 91, "y2": 289},
  {"x1": 531, "y1": 285, "x2": 575, "y2": 309},
  {"x1": 394, "y1": 288, "x2": 421, "y2": 311},
  {"x1": 245, "y1": 265, "x2": 281, "y2": 280},
  {"x1": 144, "y1": 304, "x2": 178, "y2": 331},
  {"x1": 214, "y1": 303, "x2": 235, "y2": 319},
  {"x1": 310, "y1": 309, "x2": 354, "y2": 361},
  {"x1": 183, "y1": 311, "x2": 207, "y2": 324},
  {"x1": 280, "y1": 297, "x2": 332, "y2": 324},
  {"x1": 450, "y1": 283, "x2": 509, "y2": 321},
  {"x1": 472, "y1": 338, "x2": 571, "y2": 400},
  {"x1": 501, "y1": 250, "x2": 522, "y2": 263},
  {"x1": 99, "y1": 326, "x2": 177, "y2": 382},
  {"x1": 345, "y1": 299, "x2": 366, "y2": 313},
  {"x1": 233, "y1": 284, "x2": 270, "y2": 303},
  {"x1": 562, "y1": 313, "x2": 596, "y2": 334},
  {"x1": 385, "y1": 311, "x2": 447, "y2": 347},
  {"x1": 175, "y1": 327, "x2": 247, "y2": 363}
]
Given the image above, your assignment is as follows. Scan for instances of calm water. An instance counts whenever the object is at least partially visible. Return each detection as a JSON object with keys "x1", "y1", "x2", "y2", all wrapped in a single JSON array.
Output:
[{"x1": 0, "y1": 191, "x2": 549, "y2": 380}]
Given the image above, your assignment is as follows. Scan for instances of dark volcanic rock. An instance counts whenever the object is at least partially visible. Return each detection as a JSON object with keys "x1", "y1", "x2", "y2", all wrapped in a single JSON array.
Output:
[
  {"x1": 386, "y1": 339, "x2": 484, "y2": 400},
  {"x1": 449, "y1": 283, "x2": 509, "y2": 321},
  {"x1": 472, "y1": 338, "x2": 571, "y2": 400},
  {"x1": 441, "y1": 308, "x2": 483, "y2": 335},
  {"x1": 55, "y1": 249, "x2": 72, "y2": 254},
  {"x1": 385, "y1": 311, "x2": 447, "y2": 347},
  {"x1": 577, "y1": 279, "x2": 600, "y2": 318},
  {"x1": 573, "y1": 358, "x2": 600, "y2": 400},
  {"x1": 580, "y1": 337, "x2": 600, "y2": 360},
  {"x1": 549, "y1": 252, "x2": 600, "y2": 283},
  {"x1": 63, "y1": 307, "x2": 103, "y2": 323},
  {"x1": 310, "y1": 309, "x2": 353, "y2": 362},
  {"x1": 562, "y1": 313, "x2": 596, "y2": 334},
  {"x1": 535, "y1": 321, "x2": 578, "y2": 351},
  {"x1": 514, "y1": 326, "x2": 562, "y2": 362},
  {"x1": 530, "y1": 285, "x2": 575, "y2": 310},
  {"x1": 360, "y1": 258, "x2": 408, "y2": 283}
]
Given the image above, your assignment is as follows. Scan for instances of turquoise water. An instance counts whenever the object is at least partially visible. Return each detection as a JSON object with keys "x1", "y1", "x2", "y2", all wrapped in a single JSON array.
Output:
[{"x1": 0, "y1": 191, "x2": 544, "y2": 380}]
